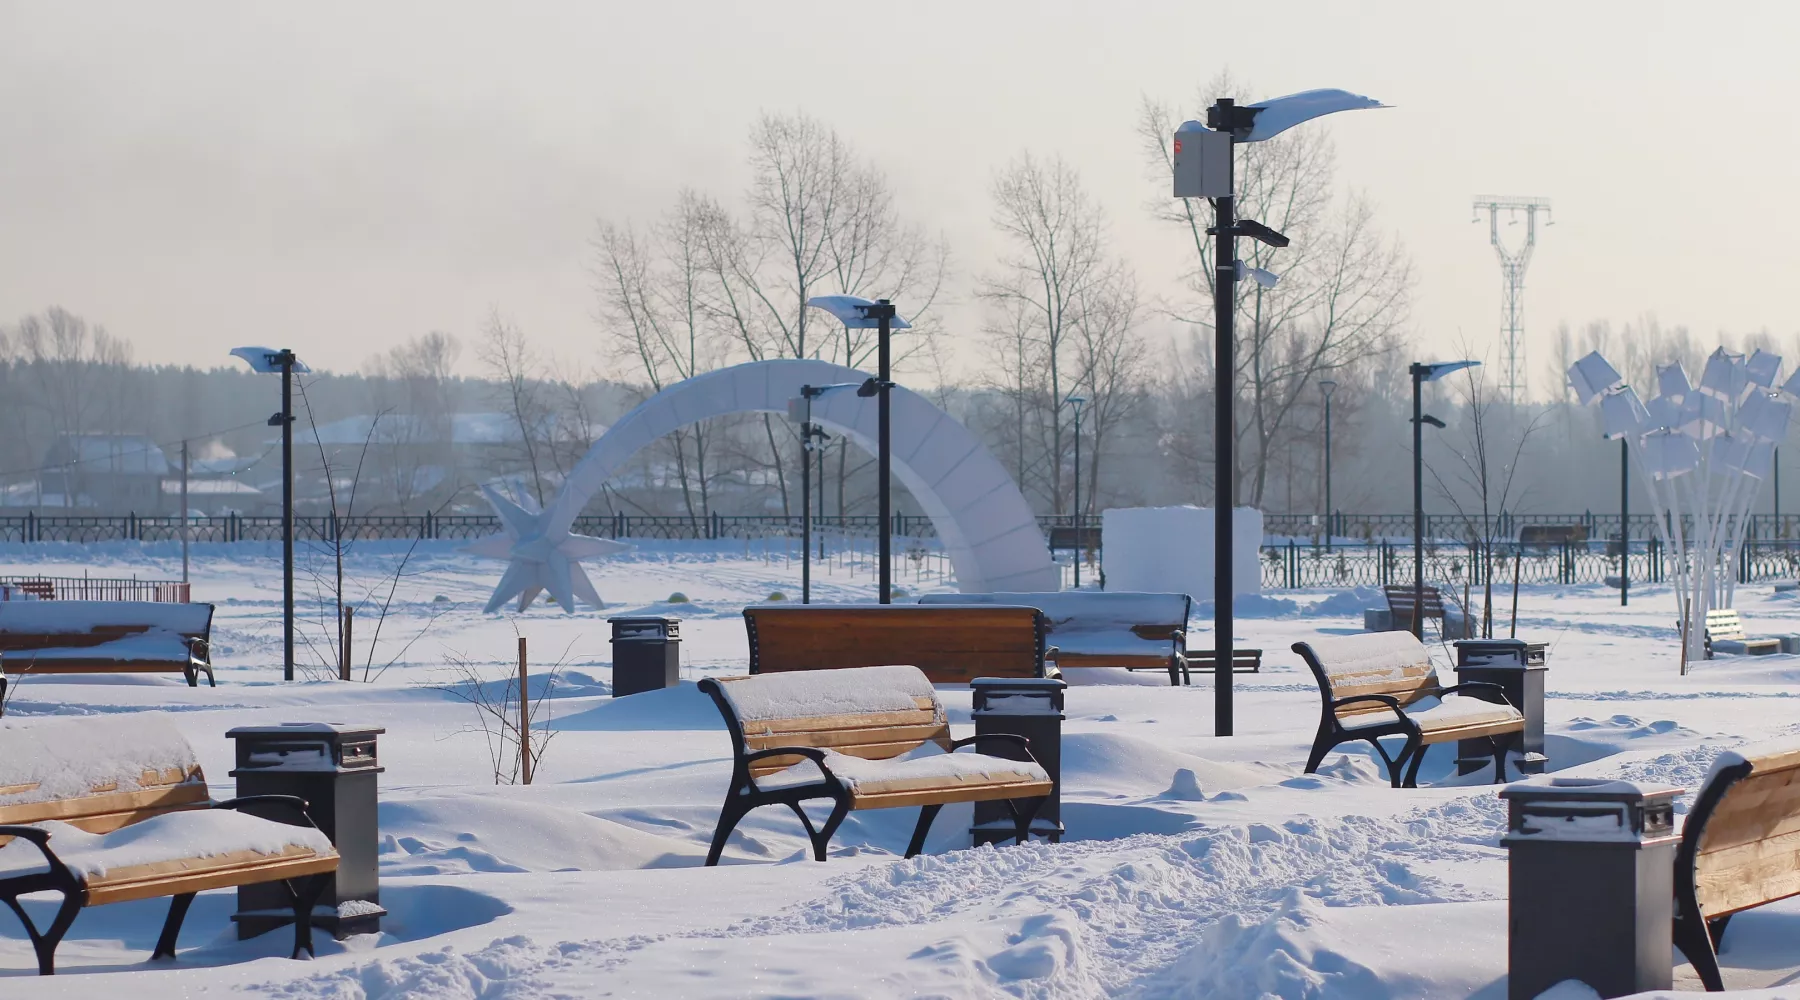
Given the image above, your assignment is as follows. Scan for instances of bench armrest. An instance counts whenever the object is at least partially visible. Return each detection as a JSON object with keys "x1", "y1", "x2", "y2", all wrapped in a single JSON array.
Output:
[
  {"x1": 0, "y1": 824, "x2": 74, "y2": 880},
  {"x1": 1330, "y1": 693, "x2": 1403, "y2": 713},
  {"x1": 1435, "y1": 681, "x2": 1515, "y2": 709},
  {"x1": 740, "y1": 746, "x2": 830, "y2": 767},
  {"x1": 213, "y1": 794, "x2": 319, "y2": 828},
  {"x1": 948, "y1": 733, "x2": 1036, "y2": 760}
]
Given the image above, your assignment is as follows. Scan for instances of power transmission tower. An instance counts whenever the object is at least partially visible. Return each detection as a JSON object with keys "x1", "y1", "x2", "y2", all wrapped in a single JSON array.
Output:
[{"x1": 1472, "y1": 196, "x2": 1551, "y2": 403}]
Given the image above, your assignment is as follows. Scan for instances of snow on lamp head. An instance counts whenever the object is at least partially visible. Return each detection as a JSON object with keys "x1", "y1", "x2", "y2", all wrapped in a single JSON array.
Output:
[{"x1": 1568, "y1": 352, "x2": 1625, "y2": 406}]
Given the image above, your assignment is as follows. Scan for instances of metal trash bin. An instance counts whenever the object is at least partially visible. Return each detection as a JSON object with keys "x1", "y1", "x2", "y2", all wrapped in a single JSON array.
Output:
[
  {"x1": 1454, "y1": 638, "x2": 1549, "y2": 776},
  {"x1": 1501, "y1": 777, "x2": 1681, "y2": 999},
  {"x1": 227, "y1": 722, "x2": 385, "y2": 939},
  {"x1": 608, "y1": 616, "x2": 681, "y2": 697},
  {"x1": 969, "y1": 676, "x2": 1065, "y2": 846}
]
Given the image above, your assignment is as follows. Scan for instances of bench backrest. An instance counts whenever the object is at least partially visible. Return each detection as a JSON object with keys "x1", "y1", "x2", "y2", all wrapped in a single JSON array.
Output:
[
  {"x1": 743, "y1": 604, "x2": 1047, "y2": 684},
  {"x1": 700, "y1": 665, "x2": 950, "y2": 779},
  {"x1": 1292, "y1": 631, "x2": 1441, "y2": 718},
  {"x1": 1384, "y1": 585, "x2": 1445, "y2": 619},
  {"x1": 0, "y1": 713, "x2": 207, "y2": 833},
  {"x1": 1705, "y1": 609, "x2": 1748, "y2": 641},
  {"x1": 0, "y1": 601, "x2": 214, "y2": 651},
  {"x1": 1683, "y1": 742, "x2": 1800, "y2": 917},
  {"x1": 1519, "y1": 524, "x2": 1589, "y2": 546},
  {"x1": 918, "y1": 591, "x2": 1191, "y2": 650}
]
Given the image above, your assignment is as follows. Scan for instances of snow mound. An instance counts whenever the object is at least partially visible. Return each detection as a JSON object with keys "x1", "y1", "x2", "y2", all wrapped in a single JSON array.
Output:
[
  {"x1": 378, "y1": 794, "x2": 702, "y2": 874},
  {"x1": 1305, "y1": 587, "x2": 1384, "y2": 617},
  {"x1": 1061, "y1": 731, "x2": 1275, "y2": 797}
]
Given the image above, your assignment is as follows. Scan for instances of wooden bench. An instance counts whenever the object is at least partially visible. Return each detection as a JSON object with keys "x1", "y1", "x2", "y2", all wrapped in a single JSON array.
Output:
[
  {"x1": 1293, "y1": 631, "x2": 1525, "y2": 788},
  {"x1": 743, "y1": 604, "x2": 1049, "y2": 684},
  {"x1": 1383, "y1": 584, "x2": 1473, "y2": 639},
  {"x1": 0, "y1": 714, "x2": 338, "y2": 974},
  {"x1": 1178, "y1": 648, "x2": 1264, "y2": 682},
  {"x1": 1675, "y1": 741, "x2": 1800, "y2": 991},
  {"x1": 1519, "y1": 524, "x2": 1589, "y2": 550},
  {"x1": 0, "y1": 601, "x2": 217, "y2": 691},
  {"x1": 917, "y1": 591, "x2": 1230, "y2": 684},
  {"x1": 697, "y1": 665, "x2": 1052, "y2": 865},
  {"x1": 1702, "y1": 608, "x2": 1781, "y2": 658}
]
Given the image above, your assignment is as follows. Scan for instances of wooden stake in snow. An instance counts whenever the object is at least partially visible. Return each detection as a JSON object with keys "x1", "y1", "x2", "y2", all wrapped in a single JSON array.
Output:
[
  {"x1": 1509, "y1": 549, "x2": 1522, "y2": 639},
  {"x1": 339, "y1": 605, "x2": 353, "y2": 681},
  {"x1": 1679, "y1": 598, "x2": 1692, "y2": 676},
  {"x1": 518, "y1": 635, "x2": 531, "y2": 785}
]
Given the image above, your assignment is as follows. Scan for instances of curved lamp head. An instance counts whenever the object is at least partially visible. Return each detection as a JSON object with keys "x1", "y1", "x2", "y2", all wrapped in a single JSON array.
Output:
[
  {"x1": 229, "y1": 346, "x2": 310, "y2": 374},
  {"x1": 1412, "y1": 360, "x2": 1479, "y2": 382},
  {"x1": 1235, "y1": 89, "x2": 1387, "y2": 142},
  {"x1": 1319, "y1": 379, "x2": 1338, "y2": 399},
  {"x1": 805, "y1": 295, "x2": 911, "y2": 330}
]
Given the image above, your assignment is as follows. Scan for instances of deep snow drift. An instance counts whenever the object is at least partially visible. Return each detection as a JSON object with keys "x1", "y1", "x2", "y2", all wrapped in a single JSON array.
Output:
[{"x1": 1, "y1": 538, "x2": 1798, "y2": 998}]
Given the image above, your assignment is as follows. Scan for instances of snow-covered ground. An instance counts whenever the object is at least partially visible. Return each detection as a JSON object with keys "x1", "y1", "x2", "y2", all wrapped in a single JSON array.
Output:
[{"x1": 3, "y1": 538, "x2": 1800, "y2": 998}]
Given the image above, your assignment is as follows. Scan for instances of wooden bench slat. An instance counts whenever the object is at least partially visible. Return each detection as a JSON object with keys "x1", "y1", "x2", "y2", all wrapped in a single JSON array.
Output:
[
  {"x1": 0, "y1": 781, "x2": 210, "y2": 828},
  {"x1": 850, "y1": 778, "x2": 1054, "y2": 811},
  {"x1": 740, "y1": 705, "x2": 939, "y2": 735},
  {"x1": 744, "y1": 725, "x2": 952, "y2": 756},
  {"x1": 744, "y1": 605, "x2": 1047, "y2": 683},
  {"x1": 1695, "y1": 826, "x2": 1800, "y2": 916},
  {"x1": 746, "y1": 737, "x2": 956, "y2": 777},
  {"x1": 84, "y1": 850, "x2": 340, "y2": 907}
]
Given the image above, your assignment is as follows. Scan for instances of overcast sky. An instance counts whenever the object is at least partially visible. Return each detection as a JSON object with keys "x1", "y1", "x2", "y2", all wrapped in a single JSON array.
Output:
[{"x1": 2, "y1": 1, "x2": 1793, "y2": 395}]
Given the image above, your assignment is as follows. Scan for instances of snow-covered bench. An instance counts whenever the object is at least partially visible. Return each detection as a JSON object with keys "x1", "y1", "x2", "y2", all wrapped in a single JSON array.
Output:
[
  {"x1": 1701, "y1": 608, "x2": 1781, "y2": 658},
  {"x1": 1675, "y1": 740, "x2": 1800, "y2": 991},
  {"x1": 697, "y1": 665, "x2": 1053, "y2": 865},
  {"x1": 0, "y1": 714, "x2": 338, "y2": 974},
  {"x1": 743, "y1": 604, "x2": 1050, "y2": 684},
  {"x1": 1293, "y1": 631, "x2": 1524, "y2": 788},
  {"x1": 916, "y1": 591, "x2": 1237, "y2": 684},
  {"x1": 0, "y1": 600, "x2": 217, "y2": 692}
]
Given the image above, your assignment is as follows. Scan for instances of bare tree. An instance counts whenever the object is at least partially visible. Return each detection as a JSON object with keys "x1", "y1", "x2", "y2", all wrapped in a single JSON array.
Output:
[
  {"x1": 1140, "y1": 75, "x2": 1412, "y2": 507},
  {"x1": 366, "y1": 332, "x2": 461, "y2": 510},
  {"x1": 477, "y1": 310, "x2": 551, "y2": 506},
  {"x1": 979, "y1": 153, "x2": 1128, "y2": 513}
]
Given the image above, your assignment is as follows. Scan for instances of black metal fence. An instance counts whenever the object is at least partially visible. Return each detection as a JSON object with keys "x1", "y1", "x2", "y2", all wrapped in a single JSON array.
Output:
[{"x1": 1258, "y1": 538, "x2": 1800, "y2": 590}]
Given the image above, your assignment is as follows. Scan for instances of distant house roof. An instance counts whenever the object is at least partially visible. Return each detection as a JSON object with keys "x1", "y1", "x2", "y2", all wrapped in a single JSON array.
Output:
[
  {"x1": 288, "y1": 412, "x2": 604, "y2": 447},
  {"x1": 41, "y1": 435, "x2": 170, "y2": 476},
  {"x1": 160, "y1": 478, "x2": 262, "y2": 496}
]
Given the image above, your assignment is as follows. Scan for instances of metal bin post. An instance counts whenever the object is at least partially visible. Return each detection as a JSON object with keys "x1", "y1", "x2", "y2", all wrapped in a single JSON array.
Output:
[
  {"x1": 1454, "y1": 638, "x2": 1549, "y2": 775},
  {"x1": 969, "y1": 676, "x2": 1065, "y2": 846},
  {"x1": 608, "y1": 616, "x2": 681, "y2": 697}
]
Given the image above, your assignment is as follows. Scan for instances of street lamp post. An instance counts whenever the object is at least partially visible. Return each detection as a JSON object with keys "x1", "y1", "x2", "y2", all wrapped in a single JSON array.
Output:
[
  {"x1": 1621, "y1": 438, "x2": 1630, "y2": 607},
  {"x1": 794, "y1": 382, "x2": 861, "y2": 604},
  {"x1": 804, "y1": 296, "x2": 911, "y2": 605},
  {"x1": 230, "y1": 346, "x2": 308, "y2": 681},
  {"x1": 1173, "y1": 88, "x2": 1384, "y2": 737},
  {"x1": 1410, "y1": 360, "x2": 1479, "y2": 640},
  {"x1": 1319, "y1": 380, "x2": 1337, "y2": 548},
  {"x1": 1065, "y1": 395, "x2": 1087, "y2": 588}
]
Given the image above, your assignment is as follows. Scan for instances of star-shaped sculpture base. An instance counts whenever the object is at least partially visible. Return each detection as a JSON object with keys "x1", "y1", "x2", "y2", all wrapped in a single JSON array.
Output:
[{"x1": 465, "y1": 484, "x2": 630, "y2": 614}]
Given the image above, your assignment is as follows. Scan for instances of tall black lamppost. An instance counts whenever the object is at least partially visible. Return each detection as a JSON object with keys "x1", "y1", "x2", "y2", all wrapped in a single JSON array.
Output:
[
  {"x1": 231, "y1": 346, "x2": 308, "y2": 681},
  {"x1": 793, "y1": 382, "x2": 861, "y2": 604},
  {"x1": 1172, "y1": 88, "x2": 1384, "y2": 736},
  {"x1": 1064, "y1": 395, "x2": 1088, "y2": 588},
  {"x1": 1410, "y1": 360, "x2": 1478, "y2": 640},
  {"x1": 1319, "y1": 379, "x2": 1337, "y2": 548},
  {"x1": 1620, "y1": 438, "x2": 1630, "y2": 607},
  {"x1": 805, "y1": 296, "x2": 911, "y2": 604}
]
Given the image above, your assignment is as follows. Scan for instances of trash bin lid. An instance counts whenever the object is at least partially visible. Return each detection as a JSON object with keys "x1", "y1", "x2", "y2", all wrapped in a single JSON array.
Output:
[{"x1": 227, "y1": 722, "x2": 386, "y2": 738}]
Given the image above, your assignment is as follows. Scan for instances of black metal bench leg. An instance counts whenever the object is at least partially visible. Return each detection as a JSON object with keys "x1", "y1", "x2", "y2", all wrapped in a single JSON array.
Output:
[
  {"x1": 809, "y1": 795, "x2": 852, "y2": 861},
  {"x1": 1007, "y1": 796, "x2": 1046, "y2": 846},
  {"x1": 904, "y1": 803, "x2": 942, "y2": 858},
  {"x1": 4, "y1": 887, "x2": 80, "y2": 975},
  {"x1": 1303, "y1": 726, "x2": 1336, "y2": 775},
  {"x1": 704, "y1": 799, "x2": 750, "y2": 867},
  {"x1": 286, "y1": 873, "x2": 329, "y2": 959},
  {"x1": 202, "y1": 664, "x2": 216, "y2": 688},
  {"x1": 1401, "y1": 737, "x2": 1428, "y2": 789},
  {"x1": 1674, "y1": 907, "x2": 1725, "y2": 991},
  {"x1": 152, "y1": 891, "x2": 196, "y2": 960}
]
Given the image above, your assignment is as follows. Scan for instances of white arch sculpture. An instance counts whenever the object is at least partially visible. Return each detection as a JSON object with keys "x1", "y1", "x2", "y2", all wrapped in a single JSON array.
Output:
[{"x1": 475, "y1": 359, "x2": 1061, "y2": 612}]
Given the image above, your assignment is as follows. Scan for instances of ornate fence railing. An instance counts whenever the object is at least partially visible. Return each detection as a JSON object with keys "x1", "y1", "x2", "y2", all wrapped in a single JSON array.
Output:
[{"x1": 0, "y1": 575, "x2": 189, "y2": 602}]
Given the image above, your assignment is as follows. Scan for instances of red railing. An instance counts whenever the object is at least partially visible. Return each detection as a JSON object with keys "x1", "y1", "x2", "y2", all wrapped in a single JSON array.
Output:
[{"x1": 0, "y1": 576, "x2": 190, "y2": 603}]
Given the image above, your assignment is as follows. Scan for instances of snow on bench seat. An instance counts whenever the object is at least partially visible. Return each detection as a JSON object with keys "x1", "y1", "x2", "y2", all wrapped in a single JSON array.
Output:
[
  {"x1": 0, "y1": 713, "x2": 202, "y2": 817},
  {"x1": 757, "y1": 744, "x2": 1049, "y2": 796},
  {"x1": 0, "y1": 809, "x2": 332, "y2": 882},
  {"x1": 717, "y1": 663, "x2": 938, "y2": 727},
  {"x1": 0, "y1": 600, "x2": 216, "y2": 687},
  {"x1": 1341, "y1": 693, "x2": 1521, "y2": 732},
  {"x1": 919, "y1": 591, "x2": 1192, "y2": 672},
  {"x1": 0, "y1": 600, "x2": 212, "y2": 634}
]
